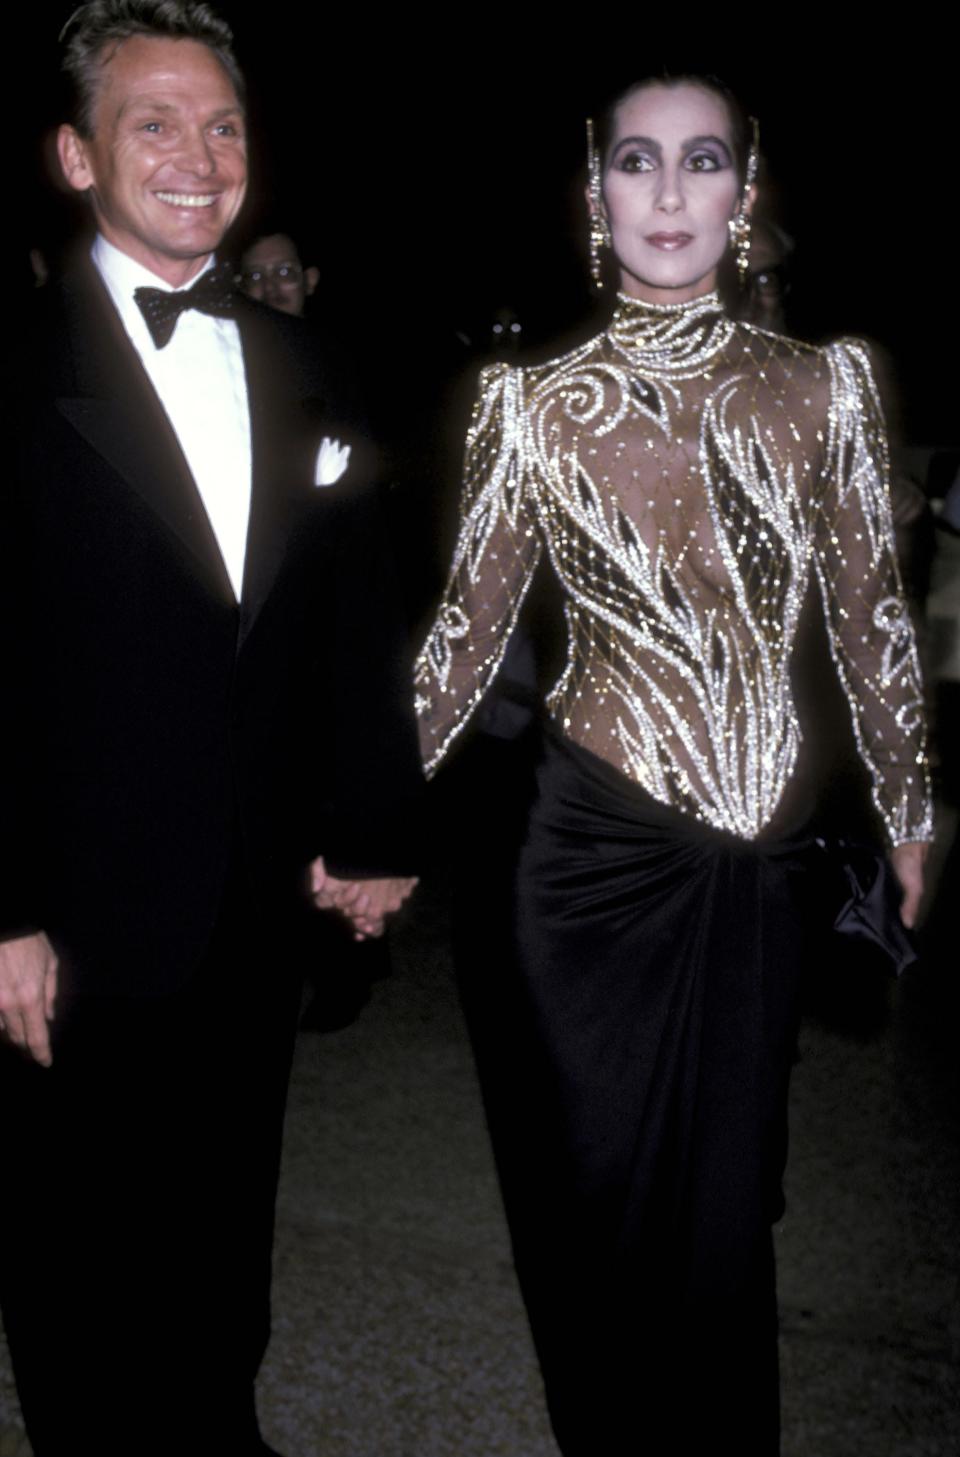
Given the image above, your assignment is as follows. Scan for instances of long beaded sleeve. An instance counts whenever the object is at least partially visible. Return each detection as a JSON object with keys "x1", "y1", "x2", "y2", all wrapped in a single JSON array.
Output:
[
  {"x1": 415, "y1": 363, "x2": 541, "y2": 775},
  {"x1": 415, "y1": 292, "x2": 932, "y2": 846},
  {"x1": 815, "y1": 340, "x2": 932, "y2": 845}
]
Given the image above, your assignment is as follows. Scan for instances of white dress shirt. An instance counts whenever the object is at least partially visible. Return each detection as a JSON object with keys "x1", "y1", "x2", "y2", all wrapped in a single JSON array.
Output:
[{"x1": 92, "y1": 235, "x2": 252, "y2": 601}]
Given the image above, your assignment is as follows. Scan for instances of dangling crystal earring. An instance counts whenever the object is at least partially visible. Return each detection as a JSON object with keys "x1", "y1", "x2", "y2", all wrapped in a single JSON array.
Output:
[
  {"x1": 730, "y1": 116, "x2": 760, "y2": 286},
  {"x1": 729, "y1": 212, "x2": 752, "y2": 285},
  {"x1": 586, "y1": 118, "x2": 611, "y2": 290}
]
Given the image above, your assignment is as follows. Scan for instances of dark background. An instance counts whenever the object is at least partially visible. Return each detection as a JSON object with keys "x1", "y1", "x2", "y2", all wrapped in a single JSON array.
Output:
[{"x1": 12, "y1": 11, "x2": 956, "y2": 447}]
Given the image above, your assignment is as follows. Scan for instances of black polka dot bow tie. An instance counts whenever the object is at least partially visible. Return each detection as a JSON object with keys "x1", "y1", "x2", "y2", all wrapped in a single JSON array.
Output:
[{"x1": 134, "y1": 260, "x2": 237, "y2": 349}]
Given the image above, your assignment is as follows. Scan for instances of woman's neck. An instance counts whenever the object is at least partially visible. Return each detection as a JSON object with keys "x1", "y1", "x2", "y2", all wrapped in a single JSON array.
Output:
[{"x1": 617, "y1": 271, "x2": 720, "y2": 307}]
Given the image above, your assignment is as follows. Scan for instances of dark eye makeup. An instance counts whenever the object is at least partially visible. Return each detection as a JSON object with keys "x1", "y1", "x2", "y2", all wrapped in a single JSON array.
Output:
[{"x1": 609, "y1": 133, "x2": 732, "y2": 176}]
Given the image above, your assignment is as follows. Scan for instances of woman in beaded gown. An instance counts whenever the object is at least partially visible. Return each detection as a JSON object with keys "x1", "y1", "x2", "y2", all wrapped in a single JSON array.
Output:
[{"x1": 415, "y1": 76, "x2": 932, "y2": 1455}]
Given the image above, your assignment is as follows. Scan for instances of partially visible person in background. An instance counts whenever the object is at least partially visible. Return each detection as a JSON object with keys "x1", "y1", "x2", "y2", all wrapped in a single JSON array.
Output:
[
  {"x1": 736, "y1": 214, "x2": 793, "y2": 331},
  {"x1": 28, "y1": 247, "x2": 50, "y2": 288},
  {"x1": 925, "y1": 467, "x2": 960, "y2": 900},
  {"x1": 488, "y1": 302, "x2": 524, "y2": 358},
  {"x1": 238, "y1": 227, "x2": 318, "y2": 317}
]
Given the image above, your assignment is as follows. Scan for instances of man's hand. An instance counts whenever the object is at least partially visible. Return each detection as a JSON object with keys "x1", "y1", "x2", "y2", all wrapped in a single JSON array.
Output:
[
  {"x1": 309, "y1": 858, "x2": 418, "y2": 940},
  {"x1": 0, "y1": 932, "x2": 59, "y2": 1067},
  {"x1": 890, "y1": 841, "x2": 928, "y2": 930}
]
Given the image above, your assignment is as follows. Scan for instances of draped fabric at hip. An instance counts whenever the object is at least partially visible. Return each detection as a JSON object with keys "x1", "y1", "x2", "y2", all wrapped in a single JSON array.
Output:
[{"x1": 485, "y1": 728, "x2": 810, "y2": 1456}]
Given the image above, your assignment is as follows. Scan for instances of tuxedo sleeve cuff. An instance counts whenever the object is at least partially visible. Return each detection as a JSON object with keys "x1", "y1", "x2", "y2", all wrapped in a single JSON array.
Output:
[
  {"x1": 321, "y1": 858, "x2": 419, "y2": 881},
  {"x1": 313, "y1": 817, "x2": 422, "y2": 882}
]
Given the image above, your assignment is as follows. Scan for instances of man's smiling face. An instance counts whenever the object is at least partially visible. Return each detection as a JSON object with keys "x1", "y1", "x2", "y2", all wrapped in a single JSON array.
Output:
[{"x1": 58, "y1": 34, "x2": 247, "y2": 288}]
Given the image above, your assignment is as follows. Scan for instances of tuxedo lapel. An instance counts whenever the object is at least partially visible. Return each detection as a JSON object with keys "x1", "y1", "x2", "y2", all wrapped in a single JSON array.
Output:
[
  {"x1": 236, "y1": 305, "x2": 322, "y2": 649},
  {"x1": 54, "y1": 263, "x2": 235, "y2": 604}
]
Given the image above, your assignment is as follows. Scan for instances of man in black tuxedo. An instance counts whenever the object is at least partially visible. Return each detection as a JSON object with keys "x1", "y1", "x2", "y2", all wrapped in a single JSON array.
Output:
[{"x1": 0, "y1": 4, "x2": 421, "y2": 1452}]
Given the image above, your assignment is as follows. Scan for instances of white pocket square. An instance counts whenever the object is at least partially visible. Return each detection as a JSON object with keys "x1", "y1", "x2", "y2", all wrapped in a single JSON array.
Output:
[{"x1": 314, "y1": 437, "x2": 351, "y2": 487}]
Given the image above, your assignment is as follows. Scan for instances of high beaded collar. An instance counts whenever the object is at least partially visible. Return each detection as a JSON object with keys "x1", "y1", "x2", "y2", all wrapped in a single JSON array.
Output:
[{"x1": 608, "y1": 290, "x2": 733, "y2": 373}]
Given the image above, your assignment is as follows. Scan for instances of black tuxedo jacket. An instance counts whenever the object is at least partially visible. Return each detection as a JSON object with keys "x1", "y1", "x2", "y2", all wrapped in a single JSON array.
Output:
[{"x1": 2, "y1": 258, "x2": 423, "y2": 997}]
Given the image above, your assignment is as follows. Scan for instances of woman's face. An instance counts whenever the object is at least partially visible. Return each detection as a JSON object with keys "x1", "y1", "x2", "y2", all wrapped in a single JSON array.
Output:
[{"x1": 598, "y1": 82, "x2": 750, "y2": 304}]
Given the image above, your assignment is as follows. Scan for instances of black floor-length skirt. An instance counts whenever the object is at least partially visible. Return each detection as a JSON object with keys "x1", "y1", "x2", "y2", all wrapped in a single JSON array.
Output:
[{"x1": 458, "y1": 727, "x2": 812, "y2": 1456}]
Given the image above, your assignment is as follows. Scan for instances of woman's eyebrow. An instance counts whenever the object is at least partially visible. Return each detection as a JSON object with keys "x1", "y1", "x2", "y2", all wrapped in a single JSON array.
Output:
[
  {"x1": 682, "y1": 134, "x2": 732, "y2": 157},
  {"x1": 611, "y1": 135, "x2": 662, "y2": 159}
]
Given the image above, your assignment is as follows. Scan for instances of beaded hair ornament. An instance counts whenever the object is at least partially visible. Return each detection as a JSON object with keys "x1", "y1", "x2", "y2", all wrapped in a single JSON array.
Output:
[{"x1": 729, "y1": 117, "x2": 761, "y2": 284}]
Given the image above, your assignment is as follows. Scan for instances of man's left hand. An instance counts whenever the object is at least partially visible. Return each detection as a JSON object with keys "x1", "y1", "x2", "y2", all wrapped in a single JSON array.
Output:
[{"x1": 309, "y1": 857, "x2": 418, "y2": 940}]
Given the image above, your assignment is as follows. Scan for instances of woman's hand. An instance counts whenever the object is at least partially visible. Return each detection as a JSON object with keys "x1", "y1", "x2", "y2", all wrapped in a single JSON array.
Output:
[
  {"x1": 309, "y1": 857, "x2": 418, "y2": 940},
  {"x1": 890, "y1": 841, "x2": 929, "y2": 929}
]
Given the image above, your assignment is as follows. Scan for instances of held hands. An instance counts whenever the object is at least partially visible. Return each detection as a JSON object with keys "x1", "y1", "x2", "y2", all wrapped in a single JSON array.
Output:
[
  {"x1": 890, "y1": 841, "x2": 928, "y2": 930},
  {"x1": 309, "y1": 857, "x2": 418, "y2": 941},
  {"x1": 0, "y1": 932, "x2": 59, "y2": 1067}
]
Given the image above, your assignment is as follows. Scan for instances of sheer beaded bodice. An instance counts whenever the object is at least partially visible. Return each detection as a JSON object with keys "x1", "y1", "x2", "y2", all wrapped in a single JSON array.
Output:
[{"x1": 415, "y1": 292, "x2": 932, "y2": 846}]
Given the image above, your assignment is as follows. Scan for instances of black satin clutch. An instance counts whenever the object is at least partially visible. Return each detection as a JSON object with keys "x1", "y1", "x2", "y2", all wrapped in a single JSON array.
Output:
[{"x1": 814, "y1": 837, "x2": 917, "y2": 977}]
